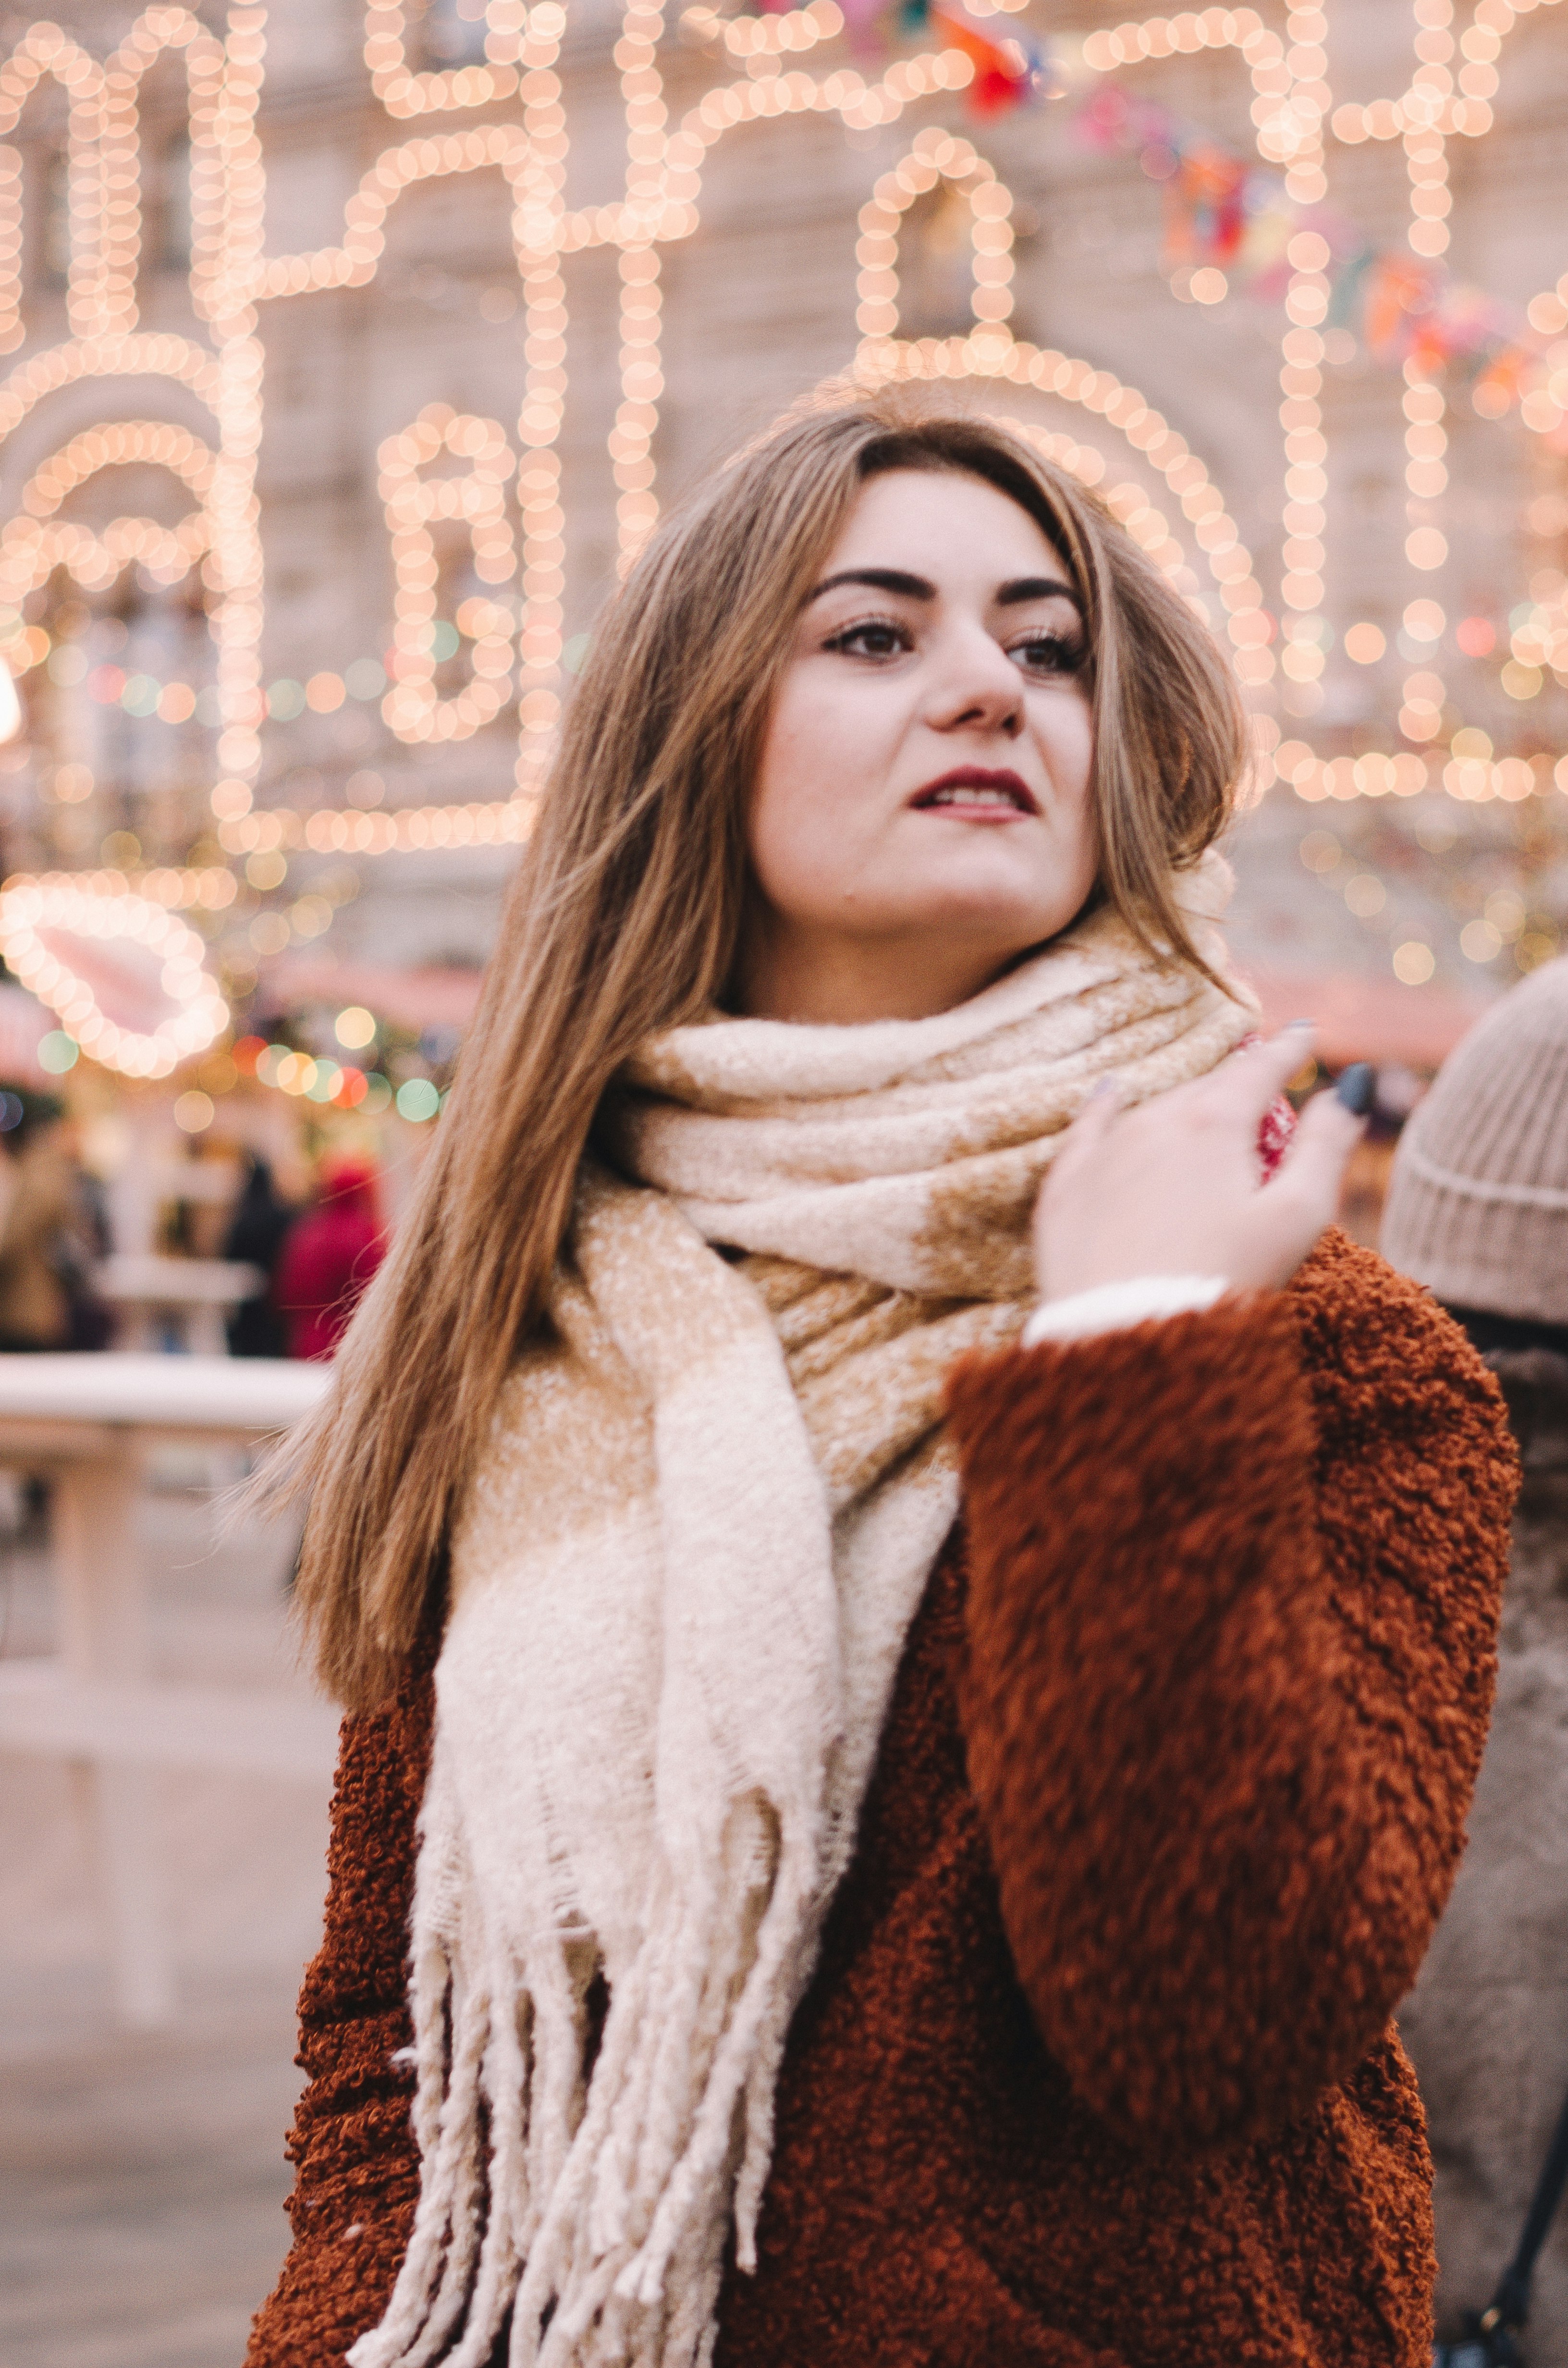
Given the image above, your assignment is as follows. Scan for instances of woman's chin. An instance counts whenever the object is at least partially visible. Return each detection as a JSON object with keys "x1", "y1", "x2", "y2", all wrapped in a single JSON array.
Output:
[{"x1": 894, "y1": 884, "x2": 1085, "y2": 953}]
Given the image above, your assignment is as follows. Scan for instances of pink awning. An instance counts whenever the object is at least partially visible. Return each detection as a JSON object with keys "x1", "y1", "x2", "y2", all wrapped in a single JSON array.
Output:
[
  {"x1": 257, "y1": 954, "x2": 484, "y2": 1033},
  {"x1": 1239, "y1": 963, "x2": 1489, "y2": 1071}
]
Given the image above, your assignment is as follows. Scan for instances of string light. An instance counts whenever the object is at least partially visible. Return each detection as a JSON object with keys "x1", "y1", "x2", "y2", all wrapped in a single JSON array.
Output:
[
  {"x1": 0, "y1": 23, "x2": 107, "y2": 348},
  {"x1": 1280, "y1": 745, "x2": 1430, "y2": 800},
  {"x1": 1269, "y1": 5, "x2": 1331, "y2": 728},
  {"x1": 195, "y1": 0, "x2": 1015, "y2": 748},
  {"x1": 6, "y1": 647, "x2": 486, "y2": 726},
  {"x1": 856, "y1": 129, "x2": 1013, "y2": 340},
  {"x1": 848, "y1": 332, "x2": 1264, "y2": 636},
  {"x1": 0, "y1": 333, "x2": 220, "y2": 437},
  {"x1": 202, "y1": 5, "x2": 267, "y2": 835},
  {"x1": 218, "y1": 796, "x2": 534, "y2": 855},
  {"x1": 1329, "y1": 0, "x2": 1562, "y2": 142},
  {"x1": 1388, "y1": 0, "x2": 1456, "y2": 758},
  {"x1": 75, "y1": 863, "x2": 237, "y2": 909},
  {"x1": 0, "y1": 0, "x2": 1560, "y2": 966},
  {"x1": 1298, "y1": 806, "x2": 1561, "y2": 987},
  {"x1": 1079, "y1": 10, "x2": 1287, "y2": 86},
  {"x1": 361, "y1": 0, "x2": 536, "y2": 119},
  {"x1": 0, "y1": 878, "x2": 228, "y2": 1077},
  {"x1": 613, "y1": 237, "x2": 662, "y2": 572},
  {"x1": 1281, "y1": 1, "x2": 1329, "y2": 208},
  {"x1": 0, "y1": 421, "x2": 214, "y2": 660},
  {"x1": 1277, "y1": 310, "x2": 1328, "y2": 717},
  {"x1": 253, "y1": 124, "x2": 531, "y2": 300},
  {"x1": 612, "y1": 0, "x2": 670, "y2": 570},
  {"x1": 514, "y1": 29, "x2": 570, "y2": 784},
  {"x1": 0, "y1": 336, "x2": 226, "y2": 740},
  {"x1": 6, "y1": 806, "x2": 526, "y2": 924},
  {"x1": 21, "y1": 419, "x2": 214, "y2": 517},
  {"x1": 1405, "y1": 7, "x2": 1454, "y2": 259},
  {"x1": 100, "y1": 12, "x2": 226, "y2": 335},
  {"x1": 377, "y1": 405, "x2": 516, "y2": 743},
  {"x1": 251, "y1": 38, "x2": 977, "y2": 303},
  {"x1": 684, "y1": 0, "x2": 845, "y2": 58},
  {"x1": 0, "y1": 517, "x2": 207, "y2": 627}
]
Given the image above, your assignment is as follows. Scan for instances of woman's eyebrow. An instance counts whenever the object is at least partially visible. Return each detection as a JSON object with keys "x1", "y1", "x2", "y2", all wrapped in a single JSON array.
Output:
[
  {"x1": 996, "y1": 576, "x2": 1083, "y2": 612},
  {"x1": 806, "y1": 567, "x2": 935, "y2": 604},
  {"x1": 804, "y1": 567, "x2": 1084, "y2": 612}
]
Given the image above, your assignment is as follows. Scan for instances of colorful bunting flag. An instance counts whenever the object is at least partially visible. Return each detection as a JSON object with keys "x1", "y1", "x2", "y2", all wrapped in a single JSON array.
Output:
[
  {"x1": 925, "y1": 1, "x2": 1050, "y2": 114},
  {"x1": 1067, "y1": 74, "x2": 1545, "y2": 400},
  {"x1": 725, "y1": 1, "x2": 1555, "y2": 412}
]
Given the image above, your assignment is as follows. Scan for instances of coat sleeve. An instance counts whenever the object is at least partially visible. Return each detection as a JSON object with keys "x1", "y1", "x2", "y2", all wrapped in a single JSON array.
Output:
[
  {"x1": 245, "y1": 1654, "x2": 434, "y2": 2367},
  {"x1": 945, "y1": 1229, "x2": 1518, "y2": 2153}
]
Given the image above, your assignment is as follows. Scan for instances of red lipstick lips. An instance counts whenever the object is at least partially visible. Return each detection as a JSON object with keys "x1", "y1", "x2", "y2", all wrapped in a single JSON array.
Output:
[{"x1": 909, "y1": 766, "x2": 1040, "y2": 817}]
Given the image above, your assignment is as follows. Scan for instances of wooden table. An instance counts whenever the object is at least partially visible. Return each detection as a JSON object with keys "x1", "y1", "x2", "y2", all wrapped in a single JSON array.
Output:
[{"x1": 0, "y1": 1355, "x2": 337, "y2": 2027}]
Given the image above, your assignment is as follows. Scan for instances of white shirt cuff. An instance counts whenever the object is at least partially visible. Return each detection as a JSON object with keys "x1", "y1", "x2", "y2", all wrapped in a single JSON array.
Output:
[{"x1": 1020, "y1": 1274, "x2": 1230, "y2": 1348}]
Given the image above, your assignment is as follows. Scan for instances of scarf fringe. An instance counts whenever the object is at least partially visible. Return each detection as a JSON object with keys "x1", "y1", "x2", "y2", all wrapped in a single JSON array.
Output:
[{"x1": 352, "y1": 1796, "x2": 825, "y2": 2368}]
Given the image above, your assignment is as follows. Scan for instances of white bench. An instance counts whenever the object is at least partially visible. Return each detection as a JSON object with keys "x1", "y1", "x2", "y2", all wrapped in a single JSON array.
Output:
[
  {"x1": 94, "y1": 1252, "x2": 266, "y2": 1357},
  {"x1": 0, "y1": 1354, "x2": 338, "y2": 2027}
]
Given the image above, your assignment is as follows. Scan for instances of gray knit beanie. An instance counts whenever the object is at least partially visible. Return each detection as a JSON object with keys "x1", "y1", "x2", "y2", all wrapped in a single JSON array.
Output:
[{"x1": 1382, "y1": 956, "x2": 1568, "y2": 1323}]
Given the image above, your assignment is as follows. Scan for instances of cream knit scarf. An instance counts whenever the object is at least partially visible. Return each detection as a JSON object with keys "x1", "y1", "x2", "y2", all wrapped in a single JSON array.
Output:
[{"x1": 351, "y1": 860, "x2": 1255, "y2": 2368}]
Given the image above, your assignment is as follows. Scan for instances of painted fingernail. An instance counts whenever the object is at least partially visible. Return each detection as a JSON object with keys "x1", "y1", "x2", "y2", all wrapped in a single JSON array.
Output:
[
  {"x1": 1335, "y1": 1061, "x2": 1375, "y2": 1116},
  {"x1": 1087, "y1": 1076, "x2": 1117, "y2": 1102}
]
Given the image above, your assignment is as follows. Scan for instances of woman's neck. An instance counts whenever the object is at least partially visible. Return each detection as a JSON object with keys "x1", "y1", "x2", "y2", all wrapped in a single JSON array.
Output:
[{"x1": 734, "y1": 918, "x2": 1024, "y2": 1025}]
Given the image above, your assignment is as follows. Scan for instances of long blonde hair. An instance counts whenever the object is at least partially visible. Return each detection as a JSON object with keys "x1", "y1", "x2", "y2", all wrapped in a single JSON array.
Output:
[{"x1": 284, "y1": 393, "x2": 1248, "y2": 1707}]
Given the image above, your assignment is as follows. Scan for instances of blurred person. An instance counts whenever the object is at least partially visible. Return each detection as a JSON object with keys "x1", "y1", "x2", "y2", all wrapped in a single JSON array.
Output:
[
  {"x1": 164, "y1": 1135, "x2": 235, "y2": 1258},
  {"x1": 245, "y1": 401, "x2": 1514, "y2": 2368},
  {"x1": 222, "y1": 1150, "x2": 297, "y2": 1359},
  {"x1": 0, "y1": 1085, "x2": 104, "y2": 1351},
  {"x1": 273, "y1": 1156, "x2": 384, "y2": 1361},
  {"x1": 1383, "y1": 958, "x2": 1568, "y2": 2363},
  {"x1": 52, "y1": 1107, "x2": 114, "y2": 1350}
]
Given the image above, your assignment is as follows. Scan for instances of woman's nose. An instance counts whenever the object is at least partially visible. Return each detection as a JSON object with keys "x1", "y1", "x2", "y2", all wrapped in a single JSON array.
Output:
[{"x1": 925, "y1": 638, "x2": 1024, "y2": 738}]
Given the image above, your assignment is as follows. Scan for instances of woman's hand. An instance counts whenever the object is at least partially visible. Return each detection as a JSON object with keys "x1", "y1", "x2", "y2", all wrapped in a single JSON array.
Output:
[{"x1": 1032, "y1": 1025, "x2": 1368, "y2": 1305}]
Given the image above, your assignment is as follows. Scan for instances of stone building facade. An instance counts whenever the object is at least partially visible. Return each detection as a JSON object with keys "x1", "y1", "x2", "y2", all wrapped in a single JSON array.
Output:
[{"x1": 0, "y1": 0, "x2": 1562, "y2": 1016}]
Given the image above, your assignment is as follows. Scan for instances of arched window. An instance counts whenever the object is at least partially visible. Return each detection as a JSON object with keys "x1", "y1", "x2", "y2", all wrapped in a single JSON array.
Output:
[
  {"x1": 37, "y1": 142, "x2": 69, "y2": 292},
  {"x1": 156, "y1": 132, "x2": 192, "y2": 274},
  {"x1": 0, "y1": 424, "x2": 220, "y2": 869}
]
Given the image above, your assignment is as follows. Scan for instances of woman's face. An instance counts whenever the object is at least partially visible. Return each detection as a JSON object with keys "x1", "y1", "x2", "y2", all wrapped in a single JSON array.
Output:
[{"x1": 738, "y1": 466, "x2": 1098, "y2": 1024}]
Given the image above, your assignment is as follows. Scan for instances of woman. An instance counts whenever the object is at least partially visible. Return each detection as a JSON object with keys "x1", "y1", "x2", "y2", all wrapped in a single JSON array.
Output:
[
  {"x1": 273, "y1": 1158, "x2": 385, "y2": 1361},
  {"x1": 246, "y1": 399, "x2": 1515, "y2": 2368},
  {"x1": 0, "y1": 1087, "x2": 76, "y2": 1350},
  {"x1": 223, "y1": 1152, "x2": 297, "y2": 1358},
  {"x1": 1382, "y1": 958, "x2": 1568, "y2": 2356}
]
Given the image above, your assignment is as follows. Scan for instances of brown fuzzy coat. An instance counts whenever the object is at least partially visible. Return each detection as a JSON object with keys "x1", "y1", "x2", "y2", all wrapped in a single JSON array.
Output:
[{"x1": 246, "y1": 1233, "x2": 1516, "y2": 2368}]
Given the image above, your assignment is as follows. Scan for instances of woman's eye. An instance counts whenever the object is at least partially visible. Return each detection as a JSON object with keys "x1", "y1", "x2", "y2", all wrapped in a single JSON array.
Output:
[
  {"x1": 1010, "y1": 633, "x2": 1085, "y2": 678},
  {"x1": 824, "y1": 620, "x2": 910, "y2": 660}
]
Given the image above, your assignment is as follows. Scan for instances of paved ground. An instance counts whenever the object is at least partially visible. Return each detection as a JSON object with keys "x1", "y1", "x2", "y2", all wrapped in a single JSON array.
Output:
[{"x1": 0, "y1": 1477, "x2": 333, "y2": 2368}]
